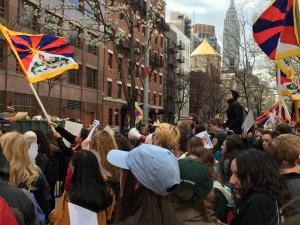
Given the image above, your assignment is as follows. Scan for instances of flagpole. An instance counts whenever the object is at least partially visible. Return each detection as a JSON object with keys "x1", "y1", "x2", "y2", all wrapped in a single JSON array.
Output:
[
  {"x1": 28, "y1": 83, "x2": 56, "y2": 132},
  {"x1": 277, "y1": 66, "x2": 284, "y2": 122}
]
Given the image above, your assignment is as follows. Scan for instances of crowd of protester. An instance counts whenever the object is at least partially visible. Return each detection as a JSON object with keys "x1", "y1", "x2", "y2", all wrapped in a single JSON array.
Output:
[{"x1": 0, "y1": 91, "x2": 300, "y2": 225}]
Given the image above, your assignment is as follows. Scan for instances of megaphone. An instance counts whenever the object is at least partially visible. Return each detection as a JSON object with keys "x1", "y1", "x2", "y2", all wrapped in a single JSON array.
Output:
[{"x1": 128, "y1": 128, "x2": 146, "y2": 143}]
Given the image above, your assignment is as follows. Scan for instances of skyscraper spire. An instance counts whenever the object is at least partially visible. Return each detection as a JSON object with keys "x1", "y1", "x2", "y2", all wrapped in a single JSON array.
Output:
[{"x1": 230, "y1": 0, "x2": 235, "y2": 9}]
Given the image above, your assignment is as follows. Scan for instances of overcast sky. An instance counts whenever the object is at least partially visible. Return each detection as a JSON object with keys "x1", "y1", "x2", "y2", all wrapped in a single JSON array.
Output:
[
  {"x1": 165, "y1": 0, "x2": 267, "y2": 47},
  {"x1": 165, "y1": 0, "x2": 232, "y2": 45}
]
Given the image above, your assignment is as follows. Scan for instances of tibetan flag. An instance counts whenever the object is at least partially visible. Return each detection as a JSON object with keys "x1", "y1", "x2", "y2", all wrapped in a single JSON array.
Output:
[
  {"x1": 276, "y1": 59, "x2": 298, "y2": 96},
  {"x1": 256, "y1": 101, "x2": 279, "y2": 125},
  {"x1": 253, "y1": 0, "x2": 300, "y2": 60},
  {"x1": 290, "y1": 99, "x2": 300, "y2": 121},
  {"x1": 135, "y1": 102, "x2": 143, "y2": 124},
  {"x1": 276, "y1": 58, "x2": 295, "y2": 80},
  {"x1": 0, "y1": 23, "x2": 78, "y2": 83},
  {"x1": 278, "y1": 98, "x2": 291, "y2": 123},
  {"x1": 256, "y1": 112, "x2": 269, "y2": 125}
]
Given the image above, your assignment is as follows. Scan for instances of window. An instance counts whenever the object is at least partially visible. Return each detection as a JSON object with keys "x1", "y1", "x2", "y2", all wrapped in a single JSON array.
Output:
[
  {"x1": 69, "y1": 23, "x2": 82, "y2": 48},
  {"x1": 137, "y1": 23, "x2": 141, "y2": 32},
  {"x1": 160, "y1": 36, "x2": 164, "y2": 48},
  {"x1": 108, "y1": 108, "x2": 113, "y2": 125},
  {"x1": 108, "y1": 53, "x2": 113, "y2": 69},
  {"x1": 69, "y1": 68, "x2": 80, "y2": 85},
  {"x1": 118, "y1": 56, "x2": 123, "y2": 74},
  {"x1": 140, "y1": 90, "x2": 144, "y2": 103},
  {"x1": 119, "y1": 12, "x2": 124, "y2": 21},
  {"x1": 142, "y1": 26, "x2": 146, "y2": 36},
  {"x1": 135, "y1": 65, "x2": 139, "y2": 78},
  {"x1": 86, "y1": 67, "x2": 97, "y2": 89},
  {"x1": 115, "y1": 109, "x2": 119, "y2": 126},
  {"x1": 18, "y1": 0, "x2": 39, "y2": 31},
  {"x1": 0, "y1": 91, "x2": 4, "y2": 112},
  {"x1": 153, "y1": 93, "x2": 157, "y2": 105},
  {"x1": 0, "y1": 41, "x2": 4, "y2": 69},
  {"x1": 159, "y1": 55, "x2": 163, "y2": 67},
  {"x1": 153, "y1": 73, "x2": 157, "y2": 83},
  {"x1": 18, "y1": 0, "x2": 38, "y2": 31},
  {"x1": 127, "y1": 86, "x2": 131, "y2": 97},
  {"x1": 148, "y1": 92, "x2": 150, "y2": 104},
  {"x1": 159, "y1": 75, "x2": 163, "y2": 85},
  {"x1": 0, "y1": 0, "x2": 4, "y2": 17},
  {"x1": 16, "y1": 61, "x2": 21, "y2": 73},
  {"x1": 117, "y1": 83, "x2": 122, "y2": 99},
  {"x1": 69, "y1": 0, "x2": 83, "y2": 11},
  {"x1": 45, "y1": 11, "x2": 62, "y2": 35},
  {"x1": 107, "y1": 80, "x2": 112, "y2": 97},
  {"x1": 15, "y1": 93, "x2": 36, "y2": 116},
  {"x1": 159, "y1": 95, "x2": 162, "y2": 106},
  {"x1": 66, "y1": 100, "x2": 81, "y2": 110},
  {"x1": 87, "y1": 33, "x2": 98, "y2": 55},
  {"x1": 127, "y1": 60, "x2": 131, "y2": 78},
  {"x1": 155, "y1": 35, "x2": 158, "y2": 44}
]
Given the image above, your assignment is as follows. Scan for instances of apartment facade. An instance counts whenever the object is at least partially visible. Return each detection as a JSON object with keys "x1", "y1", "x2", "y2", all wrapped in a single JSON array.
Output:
[
  {"x1": 102, "y1": 0, "x2": 167, "y2": 129},
  {"x1": 165, "y1": 23, "x2": 190, "y2": 123}
]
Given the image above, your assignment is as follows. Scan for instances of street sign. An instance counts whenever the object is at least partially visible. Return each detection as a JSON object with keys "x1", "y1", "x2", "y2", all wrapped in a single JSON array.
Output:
[{"x1": 143, "y1": 67, "x2": 150, "y2": 76}]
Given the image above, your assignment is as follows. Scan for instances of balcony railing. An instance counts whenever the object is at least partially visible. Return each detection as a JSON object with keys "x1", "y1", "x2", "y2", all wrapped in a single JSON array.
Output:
[
  {"x1": 177, "y1": 43, "x2": 185, "y2": 50},
  {"x1": 176, "y1": 55, "x2": 185, "y2": 64}
]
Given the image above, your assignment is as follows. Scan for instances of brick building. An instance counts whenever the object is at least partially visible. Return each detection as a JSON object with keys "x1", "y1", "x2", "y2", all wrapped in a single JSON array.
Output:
[
  {"x1": 102, "y1": 0, "x2": 167, "y2": 129},
  {"x1": 0, "y1": 0, "x2": 167, "y2": 129},
  {"x1": 0, "y1": 0, "x2": 103, "y2": 127}
]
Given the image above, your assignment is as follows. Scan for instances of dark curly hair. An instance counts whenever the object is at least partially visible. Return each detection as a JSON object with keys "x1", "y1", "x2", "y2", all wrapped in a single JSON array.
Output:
[{"x1": 235, "y1": 149, "x2": 287, "y2": 205}]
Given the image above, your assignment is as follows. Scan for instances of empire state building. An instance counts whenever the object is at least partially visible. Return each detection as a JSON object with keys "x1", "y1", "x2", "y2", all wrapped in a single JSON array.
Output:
[{"x1": 222, "y1": 0, "x2": 240, "y2": 69}]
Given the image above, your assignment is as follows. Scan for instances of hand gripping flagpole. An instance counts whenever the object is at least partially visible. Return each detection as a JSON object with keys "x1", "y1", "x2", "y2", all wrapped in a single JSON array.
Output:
[{"x1": 28, "y1": 83, "x2": 56, "y2": 132}]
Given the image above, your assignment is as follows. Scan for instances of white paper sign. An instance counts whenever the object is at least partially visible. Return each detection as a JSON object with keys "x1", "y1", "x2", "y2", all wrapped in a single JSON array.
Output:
[
  {"x1": 68, "y1": 202, "x2": 98, "y2": 225},
  {"x1": 63, "y1": 121, "x2": 84, "y2": 147},
  {"x1": 195, "y1": 131, "x2": 213, "y2": 149},
  {"x1": 242, "y1": 110, "x2": 255, "y2": 135}
]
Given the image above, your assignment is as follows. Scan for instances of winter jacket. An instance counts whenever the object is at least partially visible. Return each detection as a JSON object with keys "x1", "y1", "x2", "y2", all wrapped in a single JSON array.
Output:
[
  {"x1": 18, "y1": 171, "x2": 51, "y2": 216},
  {"x1": 35, "y1": 152, "x2": 50, "y2": 177},
  {"x1": 226, "y1": 101, "x2": 244, "y2": 134},
  {"x1": 282, "y1": 172, "x2": 300, "y2": 213},
  {"x1": 231, "y1": 191, "x2": 277, "y2": 225},
  {"x1": 0, "y1": 197, "x2": 18, "y2": 225},
  {"x1": 0, "y1": 153, "x2": 38, "y2": 225},
  {"x1": 213, "y1": 180, "x2": 234, "y2": 223}
]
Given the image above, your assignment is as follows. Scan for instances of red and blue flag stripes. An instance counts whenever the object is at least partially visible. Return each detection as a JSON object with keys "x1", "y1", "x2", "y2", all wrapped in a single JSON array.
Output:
[{"x1": 253, "y1": 0, "x2": 300, "y2": 60}]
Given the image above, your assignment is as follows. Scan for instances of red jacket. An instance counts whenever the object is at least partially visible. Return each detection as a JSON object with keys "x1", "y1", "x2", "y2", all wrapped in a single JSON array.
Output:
[{"x1": 0, "y1": 197, "x2": 17, "y2": 225}]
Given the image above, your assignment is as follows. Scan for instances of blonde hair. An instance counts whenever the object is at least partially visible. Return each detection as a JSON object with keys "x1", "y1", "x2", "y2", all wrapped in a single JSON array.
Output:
[
  {"x1": 155, "y1": 123, "x2": 180, "y2": 151},
  {"x1": 91, "y1": 130, "x2": 119, "y2": 182},
  {"x1": 1, "y1": 131, "x2": 39, "y2": 190},
  {"x1": 177, "y1": 120, "x2": 191, "y2": 136}
]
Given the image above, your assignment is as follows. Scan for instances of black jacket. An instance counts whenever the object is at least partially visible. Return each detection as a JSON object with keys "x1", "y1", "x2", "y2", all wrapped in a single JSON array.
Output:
[
  {"x1": 282, "y1": 172, "x2": 300, "y2": 214},
  {"x1": 231, "y1": 191, "x2": 277, "y2": 225},
  {"x1": 55, "y1": 126, "x2": 81, "y2": 153},
  {"x1": 0, "y1": 151, "x2": 38, "y2": 225},
  {"x1": 226, "y1": 101, "x2": 244, "y2": 134}
]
